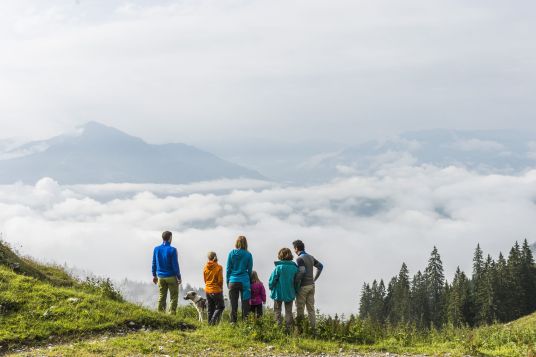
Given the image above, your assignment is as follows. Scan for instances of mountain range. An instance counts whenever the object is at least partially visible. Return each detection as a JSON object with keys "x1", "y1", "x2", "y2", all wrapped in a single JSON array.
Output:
[
  {"x1": 1, "y1": 123, "x2": 535, "y2": 185},
  {"x1": 215, "y1": 129, "x2": 536, "y2": 183},
  {"x1": 0, "y1": 122, "x2": 263, "y2": 184},
  {"x1": 289, "y1": 129, "x2": 536, "y2": 182}
]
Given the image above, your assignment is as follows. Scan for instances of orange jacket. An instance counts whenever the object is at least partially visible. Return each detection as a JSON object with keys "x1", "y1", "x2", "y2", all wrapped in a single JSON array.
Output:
[{"x1": 204, "y1": 261, "x2": 223, "y2": 294}]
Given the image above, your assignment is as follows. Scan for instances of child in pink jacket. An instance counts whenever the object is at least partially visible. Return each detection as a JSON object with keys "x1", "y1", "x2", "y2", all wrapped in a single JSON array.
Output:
[{"x1": 249, "y1": 270, "x2": 266, "y2": 317}]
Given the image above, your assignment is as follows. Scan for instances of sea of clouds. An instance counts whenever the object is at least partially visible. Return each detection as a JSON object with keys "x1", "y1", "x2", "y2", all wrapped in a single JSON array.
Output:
[{"x1": 1, "y1": 165, "x2": 536, "y2": 314}]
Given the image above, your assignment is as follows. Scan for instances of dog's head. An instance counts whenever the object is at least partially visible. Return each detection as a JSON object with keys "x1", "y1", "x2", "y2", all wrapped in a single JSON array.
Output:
[{"x1": 183, "y1": 290, "x2": 198, "y2": 301}]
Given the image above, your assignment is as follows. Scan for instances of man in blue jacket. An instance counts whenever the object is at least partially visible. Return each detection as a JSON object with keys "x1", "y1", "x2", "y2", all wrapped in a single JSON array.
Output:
[{"x1": 152, "y1": 231, "x2": 181, "y2": 313}]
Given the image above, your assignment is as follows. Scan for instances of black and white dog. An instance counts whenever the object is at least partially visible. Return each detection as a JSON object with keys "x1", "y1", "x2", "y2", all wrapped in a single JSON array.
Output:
[{"x1": 183, "y1": 291, "x2": 207, "y2": 322}]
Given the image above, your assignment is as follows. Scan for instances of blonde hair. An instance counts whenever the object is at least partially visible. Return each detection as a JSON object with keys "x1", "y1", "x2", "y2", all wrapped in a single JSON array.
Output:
[
  {"x1": 251, "y1": 270, "x2": 261, "y2": 284},
  {"x1": 235, "y1": 235, "x2": 248, "y2": 250},
  {"x1": 278, "y1": 247, "x2": 293, "y2": 261},
  {"x1": 207, "y1": 251, "x2": 218, "y2": 262}
]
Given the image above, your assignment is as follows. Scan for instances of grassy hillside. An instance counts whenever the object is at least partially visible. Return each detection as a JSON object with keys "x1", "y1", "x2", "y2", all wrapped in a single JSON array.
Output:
[
  {"x1": 0, "y1": 241, "x2": 191, "y2": 353},
  {"x1": 0, "y1": 240, "x2": 74, "y2": 287}
]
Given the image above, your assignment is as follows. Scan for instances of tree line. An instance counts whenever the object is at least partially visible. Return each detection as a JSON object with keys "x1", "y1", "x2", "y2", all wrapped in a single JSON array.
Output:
[{"x1": 359, "y1": 239, "x2": 536, "y2": 329}]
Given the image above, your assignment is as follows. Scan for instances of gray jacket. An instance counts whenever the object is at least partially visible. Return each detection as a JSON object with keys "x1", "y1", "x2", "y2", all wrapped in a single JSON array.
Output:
[{"x1": 295, "y1": 251, "x2": 323, "y2": 287}]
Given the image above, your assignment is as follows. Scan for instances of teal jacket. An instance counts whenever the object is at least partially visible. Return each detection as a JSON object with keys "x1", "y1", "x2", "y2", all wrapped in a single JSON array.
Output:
[
  {"x1": 269, "y1": 261, "x2": 299, "y2": 302},
  {"x1": 226, "y1": 248, "x2": 253, "y2": 300}
]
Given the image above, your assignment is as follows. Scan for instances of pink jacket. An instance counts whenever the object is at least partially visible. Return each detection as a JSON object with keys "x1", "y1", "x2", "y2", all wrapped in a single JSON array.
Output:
[{"x1": 249, "y1": 281, "x2": 266, "y2": 305}]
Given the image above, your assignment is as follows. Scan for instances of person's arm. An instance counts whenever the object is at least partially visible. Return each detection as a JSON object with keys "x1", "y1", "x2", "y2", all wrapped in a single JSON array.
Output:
[
  {"x1": 268, "y1": 268, "x2": 279, "y2": 291},
  {"x1": 152, "y1": 248, "x2": 158, "y2": 284},
  {"x1": 313, "y1": 258, "x2": 323, "y2": 282},
  {"x1": 248, "y1": 253, "x2": 253, "y2": 279},
  {"x1": 218, "y1": 265, "x2": 224, "y2": 290},
  {"x1": 173, "y1": 248, "x2": 181, "y2": 282},
  {"x1": 295, "y1": 257, "x2": 306, "y2": 284},
  {"x1": 226, "y1": 252, "x2": 232, "y2": 286},
  {"x1": 293, "y1": 270, "x2": 301, "y2": 292},
  {"x1": 261, "y1": 284, "x2": 266, "y2": 303}
]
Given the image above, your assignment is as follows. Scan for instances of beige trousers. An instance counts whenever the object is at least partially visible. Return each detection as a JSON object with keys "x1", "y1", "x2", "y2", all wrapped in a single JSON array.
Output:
[{"x1": 295, "y1": 284, "x2": 316, "y2": 327}]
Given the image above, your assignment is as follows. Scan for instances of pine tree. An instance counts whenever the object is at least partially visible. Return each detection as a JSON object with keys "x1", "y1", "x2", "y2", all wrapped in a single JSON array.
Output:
[
  {"x1": 359, "y1": 283, "x2": 372, "y2": 319},
  {"x1": 370, "y1": 279, "x2": 386, "y2": 324},
  {"x1": 447, "y1": 267, "x2": 473, "y2": 326},
  {"x1": 507, "y1": 242, "x2": 525, "y2": 320},
  {"x1": 477, "y1": 255, "x2": 497, "y2": 324},
  {"x1": 425, "y1": 246, "x2": 445, "y2": 327},
  {"x1": 443, "y1": 280, "x2": 451, "y2": 326},
  {"x1": 472, "y1": 244, "x2": 484, "y2": 322},
  {"x1": 410, "y1": 270, "x2": 430, "y2": 329},
  {"x1": 494, "y1": 252, "x2": 509, "y2": 322},
  {"x1": 521, "y1": 239, "x2": 536, "y2": 314},
  {"x1": 385, "y1": 276, "x2": 397, "y2": 325},
  {"x1": 392, "y1": 263, "x2": 411, "y2": 324},
  {"x1": 473, "y1": 244, "x2": 484, "y2": 281}
]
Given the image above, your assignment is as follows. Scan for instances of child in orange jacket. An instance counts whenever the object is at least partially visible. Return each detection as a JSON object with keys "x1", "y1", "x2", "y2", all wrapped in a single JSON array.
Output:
[{"x1": 204, "y1": 251, "x2": 224, "y2": 325}]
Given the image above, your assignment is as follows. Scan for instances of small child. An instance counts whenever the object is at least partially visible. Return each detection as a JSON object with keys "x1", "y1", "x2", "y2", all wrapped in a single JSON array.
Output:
[
  {"x1": 249, "y1": 271, "x2": 266, "y2": 317},
  {"x1": 268, "y1": 248, "x2": 299, "y2": 329},
  {"x1": 204, "y1": 251, "x2": 224, "y2": 325}
]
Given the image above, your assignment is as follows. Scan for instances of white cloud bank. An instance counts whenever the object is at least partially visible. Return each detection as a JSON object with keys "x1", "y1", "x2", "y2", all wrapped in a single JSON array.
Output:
[{"x1": 2, "y1": 167, "x2": 536, "y2": 314}]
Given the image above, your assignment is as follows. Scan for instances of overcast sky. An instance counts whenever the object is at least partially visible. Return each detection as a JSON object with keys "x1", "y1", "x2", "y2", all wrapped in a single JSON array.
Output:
[{"x1": 1, "y1": 0, "x2": 535, "y2": 148}]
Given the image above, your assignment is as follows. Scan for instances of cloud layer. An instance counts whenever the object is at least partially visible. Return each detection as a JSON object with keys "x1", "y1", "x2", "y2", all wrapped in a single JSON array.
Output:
[{"x1": 2, "y1": 166, "x2": 536, "y2": 314}]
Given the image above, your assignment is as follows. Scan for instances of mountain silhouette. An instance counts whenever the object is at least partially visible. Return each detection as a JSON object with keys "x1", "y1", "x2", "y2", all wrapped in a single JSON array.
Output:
[{"x1": 0, "y1": 122, "x2": 264, "y2": 184}]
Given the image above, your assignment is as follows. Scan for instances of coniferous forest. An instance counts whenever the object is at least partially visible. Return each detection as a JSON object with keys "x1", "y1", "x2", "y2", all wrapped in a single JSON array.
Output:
[{"x1": 359, "y1": 239, "x2": 536, "y2": 329}]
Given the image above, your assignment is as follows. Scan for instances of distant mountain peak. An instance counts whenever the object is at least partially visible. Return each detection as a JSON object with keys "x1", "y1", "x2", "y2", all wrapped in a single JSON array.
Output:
[
  {"x1": 0, "y1": 123, "x2": 264, "y2": 184},
  {"x1": 80, "y1": 121, "x2": 118, "y2": 131},
  {"x1": 78, "y1": 121, "x2": 133, "y2": 137}
]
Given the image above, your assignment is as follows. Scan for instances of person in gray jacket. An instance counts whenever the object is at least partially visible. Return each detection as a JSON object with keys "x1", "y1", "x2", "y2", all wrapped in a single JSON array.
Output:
[{"x1": 293, "y1": 239, "x2": 323, "y2": 329}]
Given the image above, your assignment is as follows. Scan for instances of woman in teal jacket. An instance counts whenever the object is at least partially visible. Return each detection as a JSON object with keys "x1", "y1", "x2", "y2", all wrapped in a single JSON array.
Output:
[
  {"x1": 269, "y1": 247, "x2": 299, "y2": 329},
  {"x1": 226, "y1": 235, "x2": 253, "y2": 323}
]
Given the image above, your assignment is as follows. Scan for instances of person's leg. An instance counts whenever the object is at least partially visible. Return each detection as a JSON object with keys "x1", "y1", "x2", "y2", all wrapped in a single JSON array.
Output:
[
  {"x1": 284, "y1": 301, "x2": 294, "y2": 330},
  {"x1": 295, "y1": 286, "x2": 306, "y2": 325},
  {"x1": 207, "y1": 294, "x2": 216, "y2": 324},
  {"x1": 273, "y1": 300, "x2": 283, "y2": 325},
  {"x1": 254, "y1": 304, "x2": 261, "y2": 317},
  {"x1": 211, "y1": 293, "x2": 225, "y2": 325},
  {"x1": 241, "y1": 297, "x2": 251, "y2": 320},
  {"x1": 252, "y1": 304, "x2": 262, "y2": 318},
  {"x1": 305, "y1": 285, "x2": 316, "y2": 328},
  {"x1": 239, "y1": 285, "x2": 250, "y2": 320},
  {"x1": 228, "y1": 282, "x2": 241, "y2": 323},
  {"x1": 167, "y1": 278, "x2": 179, "y2": 314},
  {"x1": 157, "y1": 278, "x2": 168, "y2": 312}
]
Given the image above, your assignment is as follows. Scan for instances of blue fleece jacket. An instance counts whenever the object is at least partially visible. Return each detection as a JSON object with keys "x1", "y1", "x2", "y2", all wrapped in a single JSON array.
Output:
[
  {"x1": 152, "y1": 241, "x2": 181, "y2": 279},
  {"x1": 226, "y1": 248, "x2": 253, "y2": 300}
]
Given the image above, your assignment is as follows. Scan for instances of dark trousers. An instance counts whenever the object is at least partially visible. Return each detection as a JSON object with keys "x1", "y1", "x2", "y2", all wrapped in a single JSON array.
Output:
[
  {"x1": 250, "y1": 304, "x2": 263, "y2": 318},
  {"x1": 228, "y1": 282, "x2": 250, "y2": 323},
  {"x1": 207, "y1": 292, "x2": 225, "y2": 325}
]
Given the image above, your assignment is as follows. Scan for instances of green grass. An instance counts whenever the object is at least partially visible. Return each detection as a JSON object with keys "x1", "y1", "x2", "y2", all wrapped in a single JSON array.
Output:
[{"x1": 9, "y1": 309, "x2": 536, "y2": 356}]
